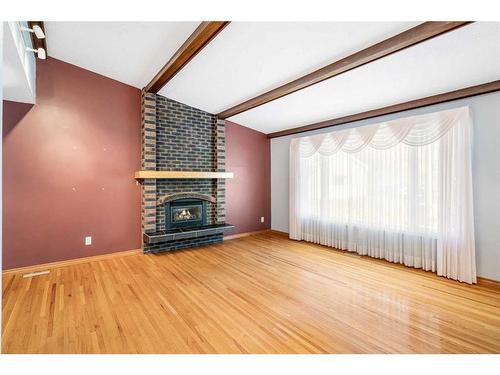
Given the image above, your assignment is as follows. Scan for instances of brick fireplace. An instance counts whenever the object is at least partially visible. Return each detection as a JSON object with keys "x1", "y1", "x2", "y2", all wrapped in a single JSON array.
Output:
[{"x1": 139, "y1": 92, "x2": 233, "y2": 253}]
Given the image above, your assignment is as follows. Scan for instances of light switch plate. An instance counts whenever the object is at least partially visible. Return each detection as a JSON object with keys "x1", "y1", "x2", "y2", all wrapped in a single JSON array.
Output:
[{"x1": 85, "y1": 236, "x2": 92, "y2": 245}]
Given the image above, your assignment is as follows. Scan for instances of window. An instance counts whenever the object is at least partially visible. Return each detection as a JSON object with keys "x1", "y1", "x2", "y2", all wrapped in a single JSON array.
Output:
[
  {"x1": 289, "y1": 107, "x2": 476, "y2": 283},
  {"x1": 299, "y1": 139, "x2": 439, "y2": 234}
]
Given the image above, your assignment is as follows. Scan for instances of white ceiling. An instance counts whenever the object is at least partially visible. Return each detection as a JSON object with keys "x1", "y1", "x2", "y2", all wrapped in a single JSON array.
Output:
[
  {"x1": 159, "y1": 22, "x2": 418, "y2": 113},
  {"x1": 42, "y1": 22, "x2": 500, "y2": 134},
  {"x1": 229, "y1": 22, "x2": 500, "y2": 133},
  {"x1": 45, "y1": 22, "x2": 199, "y2": 88}
]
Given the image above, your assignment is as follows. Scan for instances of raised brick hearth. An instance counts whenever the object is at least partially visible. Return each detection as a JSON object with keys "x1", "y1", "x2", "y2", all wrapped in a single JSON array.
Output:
[{"x1": 140, "y1": 91, "x2": 229, "y2": 253}]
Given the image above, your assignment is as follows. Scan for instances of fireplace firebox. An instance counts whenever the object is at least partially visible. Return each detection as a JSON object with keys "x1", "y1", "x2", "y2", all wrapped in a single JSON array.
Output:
[{"x1": 165, "y1": 198, "x2": 207, "y2": 230}]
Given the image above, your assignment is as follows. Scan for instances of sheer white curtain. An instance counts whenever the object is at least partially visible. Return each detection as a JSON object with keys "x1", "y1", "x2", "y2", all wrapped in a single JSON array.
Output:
[{"x1": 290, "y1": 107, "x2": 476, "y2": 284}]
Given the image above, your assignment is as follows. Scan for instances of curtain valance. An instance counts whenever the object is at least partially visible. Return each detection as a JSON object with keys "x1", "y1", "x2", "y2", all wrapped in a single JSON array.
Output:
[{"x1": 291, "y1": 106, "x2": 469, "y2": 157}]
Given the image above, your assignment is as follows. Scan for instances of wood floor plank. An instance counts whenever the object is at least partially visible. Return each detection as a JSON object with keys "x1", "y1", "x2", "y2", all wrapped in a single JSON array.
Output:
[{"x1": 2, "y1": 232, "x2": 500, "y2": 353}]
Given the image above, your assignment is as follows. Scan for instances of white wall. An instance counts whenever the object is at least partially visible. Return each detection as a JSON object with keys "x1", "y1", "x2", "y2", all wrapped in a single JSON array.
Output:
[
  {"x1": 2, "y1": 22, "x2": 36, "y2": 103},
  {"x1": 271, "y1": 91, "x2": 500, "y2": 281}
]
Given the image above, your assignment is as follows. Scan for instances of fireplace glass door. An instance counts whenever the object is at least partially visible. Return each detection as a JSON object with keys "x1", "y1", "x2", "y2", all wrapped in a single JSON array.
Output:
[
  {"x1": 166, "y1": 199, "x2": 207, "y2": 229},
  {"x1": 172, "y1": 204, "x2": 202, "y2": 223}
]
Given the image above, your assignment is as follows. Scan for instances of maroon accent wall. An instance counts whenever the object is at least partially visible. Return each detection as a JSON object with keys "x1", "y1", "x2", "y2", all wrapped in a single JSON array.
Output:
[
  {"x1": 225, "y1": 120, "x2": 271, "y2": 235},
  {"x1": 2, "y1": 58, "x2": 142, "y2": 269}
]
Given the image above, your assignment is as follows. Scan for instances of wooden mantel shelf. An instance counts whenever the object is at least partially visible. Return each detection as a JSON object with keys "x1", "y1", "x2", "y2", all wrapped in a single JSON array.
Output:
[{"x1": 135, "y1": 171, "x2": 234, "y2": 180}]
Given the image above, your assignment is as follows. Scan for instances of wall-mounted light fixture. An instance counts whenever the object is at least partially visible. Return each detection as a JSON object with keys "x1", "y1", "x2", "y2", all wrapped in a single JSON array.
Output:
[
  {"x1": 26, "y1": 47, "x2": 46, "y2": 60},
  {"x1": 21, "y1": 25, "x2": 46, "y2": 39}
]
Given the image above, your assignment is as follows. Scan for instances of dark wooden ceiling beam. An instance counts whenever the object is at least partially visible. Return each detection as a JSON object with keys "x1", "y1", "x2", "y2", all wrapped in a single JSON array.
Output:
[
  {"x1": 145, "y1": 21, "x2": 230, "y2": 93},
  {"x1": 218, "y1": 21, "x2": 472, "y2": 119},
  {"x1": 267, "y1": 80, "x2": 500, "y2": 138},
  {"x1": 27, "y1": 21, "x2": 47, "y2": 54}
]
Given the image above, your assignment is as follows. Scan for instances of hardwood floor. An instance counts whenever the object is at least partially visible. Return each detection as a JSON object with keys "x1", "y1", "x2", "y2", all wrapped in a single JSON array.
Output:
[{"x1": 3, "y1": 232, "x2": 500, "y2": 353}]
